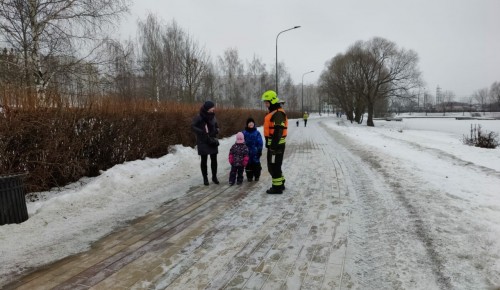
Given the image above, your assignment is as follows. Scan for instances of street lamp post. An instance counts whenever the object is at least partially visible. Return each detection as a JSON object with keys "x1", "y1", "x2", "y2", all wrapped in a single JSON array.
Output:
[
  {"x1": 301, "y1": 70, "x2": 314, "y2": 113},
  {"x1": 275, "y1": 26, "x2": 301, "y2": 96}
]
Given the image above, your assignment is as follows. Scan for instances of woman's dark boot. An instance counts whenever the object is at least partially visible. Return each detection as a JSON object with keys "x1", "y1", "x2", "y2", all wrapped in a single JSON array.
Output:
[
  {"x1": 201, "y1": 163, "x2": 209, "y2": 186},
  {"x1": 211, "y1": 160, "x2": 219, "y2": 184}
]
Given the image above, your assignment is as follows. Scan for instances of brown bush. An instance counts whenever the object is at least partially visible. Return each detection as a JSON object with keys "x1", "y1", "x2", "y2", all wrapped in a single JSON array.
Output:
[{"x1": 0, "y1": 99, "x2": 298, "y2": 193}]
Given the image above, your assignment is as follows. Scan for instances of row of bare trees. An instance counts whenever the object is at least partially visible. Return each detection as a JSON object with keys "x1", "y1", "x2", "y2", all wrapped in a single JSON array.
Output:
[
  {"x1": 0, "y1": 0, "x2": 130, "y2": 107},
  {"x1": 389, "y1": 82, "x2": 500, "y2": 115},
  {"x1": 318, "y1": 37, "x2": 422, "y2": 126},
  {"x1": 116, "y1": 14, "x2": 300, "y2": 109},
  {"x1": 472, "y1": 82, "x2": 500, "y2": 113},
  {"x1": 0, "y1": 1, "x2": 300, "y2": 110},
  {"x1": 1, "y1": 2, "x2": 498, "y2": 117}
]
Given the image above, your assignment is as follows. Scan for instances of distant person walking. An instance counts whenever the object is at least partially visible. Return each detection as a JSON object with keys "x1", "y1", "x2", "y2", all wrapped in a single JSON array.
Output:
[
  {"x1": 303, "y1": 111, "x2": 309, "y2": 127},
  {"x1": 191, "y1": 101, "x2": 220, "y2": 186},
  {"x1": 228, "y1": 132, "x2": 249, "y2": 185},
  {"x1": 242, "y1": 117, "x2": 263, "y2": 182},
  {"x1": 261, "y1": 90, "x2": 288, "y2": 194}
]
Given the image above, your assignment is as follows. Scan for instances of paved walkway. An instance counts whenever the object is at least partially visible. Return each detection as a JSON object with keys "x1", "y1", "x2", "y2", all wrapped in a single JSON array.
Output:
[{"x1": 2, "y1": 119, "x2": 353, "y2": 290}]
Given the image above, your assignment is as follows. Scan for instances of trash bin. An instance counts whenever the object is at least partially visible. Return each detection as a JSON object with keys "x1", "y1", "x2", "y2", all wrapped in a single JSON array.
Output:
[{"x1": 0, "y1": 173, "x2": 29, "y2": 225}]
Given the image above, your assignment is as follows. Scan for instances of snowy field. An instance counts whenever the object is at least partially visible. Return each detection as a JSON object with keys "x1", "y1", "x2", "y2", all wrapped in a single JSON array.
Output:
[
  {"x1": 0, "y1": 114, "x2": 499, "y2": 288},
  {"x1": 379, "y1": 112, "x2": 500, "y2": 135}
]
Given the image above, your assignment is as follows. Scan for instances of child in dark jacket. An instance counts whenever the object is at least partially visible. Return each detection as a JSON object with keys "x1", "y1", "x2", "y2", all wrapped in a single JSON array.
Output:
[
  {"x1": 229, "y1": 132, "x2": 249, "y2": 185},
  {"x1": 242, "y1": 117, "x2": 263, "y2": 181}
]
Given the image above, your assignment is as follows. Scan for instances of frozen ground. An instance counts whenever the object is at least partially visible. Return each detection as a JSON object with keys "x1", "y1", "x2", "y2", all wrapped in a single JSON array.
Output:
[{"x1": 0, "y1": 114, "x2": 499, "y2": 289}]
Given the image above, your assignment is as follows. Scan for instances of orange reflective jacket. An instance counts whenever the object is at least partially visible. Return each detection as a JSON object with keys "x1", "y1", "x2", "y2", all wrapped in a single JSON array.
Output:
[{"x1": 263, "y1": 108, "x2": 288, "y2": 138}]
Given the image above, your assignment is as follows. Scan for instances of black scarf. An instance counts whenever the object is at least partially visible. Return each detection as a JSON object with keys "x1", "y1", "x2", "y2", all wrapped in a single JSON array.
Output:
[
  {"x1": 200, "y1": 108, "x2": 215, "y2": 122},
  {"x1": 268, "y1": 103, "x2": 281, "y2": 112},
  {"x1": 199, "y1": 106, "x2": 216, "y2": 133}
]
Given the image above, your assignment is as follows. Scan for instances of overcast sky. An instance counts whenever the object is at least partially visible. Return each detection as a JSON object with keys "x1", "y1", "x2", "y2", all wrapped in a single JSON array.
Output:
[{"x1": 120, "y1": 0, "x2": 500, "y2": 100}]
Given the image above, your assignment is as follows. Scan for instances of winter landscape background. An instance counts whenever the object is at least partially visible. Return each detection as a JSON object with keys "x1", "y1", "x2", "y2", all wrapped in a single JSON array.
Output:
[{"x1": 0, "y1": 113, "x2": 499, "y2": 289}]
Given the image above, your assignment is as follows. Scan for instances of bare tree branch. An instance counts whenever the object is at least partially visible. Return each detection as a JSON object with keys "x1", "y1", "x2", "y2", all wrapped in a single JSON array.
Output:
[{"x1": 0, "y1": 0, "x2": 130, "y2": 105}]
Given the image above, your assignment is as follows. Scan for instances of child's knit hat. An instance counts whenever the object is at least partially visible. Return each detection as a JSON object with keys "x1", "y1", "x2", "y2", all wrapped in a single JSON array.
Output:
[
  {"x1": 246, "y1": 117, "x2": 255, "y2": 127},
  {"x1": 236, "y1": 132, "x2": 245, "y2": 144}
]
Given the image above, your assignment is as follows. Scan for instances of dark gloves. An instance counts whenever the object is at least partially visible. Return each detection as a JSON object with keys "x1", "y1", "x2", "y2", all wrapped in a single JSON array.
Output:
[
  {"x1": 210, "y1": 137, "x2": 219, "y2": 146},
  {"x1": 206, "y1": 133, "x2": 219, "y2": 146}
]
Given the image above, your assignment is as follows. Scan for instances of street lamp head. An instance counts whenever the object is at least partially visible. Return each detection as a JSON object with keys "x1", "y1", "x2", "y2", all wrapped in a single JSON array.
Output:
[
  {"x1": 302, "y1": 70, "x2": 315, "y2": 79},
  {"x1": 275, "y1": 25, "x2": 301, "y2": 96}
]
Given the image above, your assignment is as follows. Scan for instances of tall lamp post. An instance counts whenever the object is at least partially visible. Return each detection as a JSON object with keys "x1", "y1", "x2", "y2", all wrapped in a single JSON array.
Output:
[
  {"x1": 301, "y1": 70, "x2": 314, "y2": 113},
  {"x1": 275, "y1": 26, "x2": 301, "y2": 96}
]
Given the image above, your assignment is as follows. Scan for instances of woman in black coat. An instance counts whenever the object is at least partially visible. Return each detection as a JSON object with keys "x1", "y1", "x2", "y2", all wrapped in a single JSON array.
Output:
[{"x1": 191, "y1": 101, "x2": 220, "y2": 185}]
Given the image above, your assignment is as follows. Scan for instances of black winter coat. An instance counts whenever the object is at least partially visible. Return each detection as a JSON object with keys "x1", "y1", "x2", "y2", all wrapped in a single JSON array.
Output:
[{"x1": 191, "y1": 109, "x2": 219, "y2": 155}]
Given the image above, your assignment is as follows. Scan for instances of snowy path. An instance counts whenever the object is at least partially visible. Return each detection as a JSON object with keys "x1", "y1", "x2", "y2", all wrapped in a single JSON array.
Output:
[{"x1": 2, "y1": 117, "x2": 499, "y2": 289}]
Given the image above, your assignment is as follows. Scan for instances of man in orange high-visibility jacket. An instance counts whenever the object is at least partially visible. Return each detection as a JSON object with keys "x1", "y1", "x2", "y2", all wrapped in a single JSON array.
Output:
[{"x1": 261, "y1": 90, "x2": 288, "y2": 194}]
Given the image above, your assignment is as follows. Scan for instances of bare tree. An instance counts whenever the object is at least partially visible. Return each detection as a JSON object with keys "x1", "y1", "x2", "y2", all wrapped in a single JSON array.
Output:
[
  {"x1": 320, "y1": 38, "x2": 421, "y2": 126},
  {"x1": 217, "y1": 48, "x2": 245, "y2": 107},
  {"x1": 101, "y1": 39, "x2": 138, "y2": 100},
  {"x1": 278, "y1": 68, "x2": 294, "y2": 102},
  {"x1": 288, "y1": 89, "x2": 299, "y2": 112},
  {"x1": 461, "y1": 95, "x2": 475, "y2": 115},
  {"x1": 0, "y1": 0, "x2": 130, "y2": 105},
  {"x1": 319, "y1": 56, "x2": 350, "y2": 120},
  {"x1": 245, "y1": 55, "x2": 268, "y2": 108},
  {"x1": 162, "y1": 20, "x2": 187, "y2": 101},
  {"x1": 199, "y1": 63, "x2": 218, "y2": 103},
  {"x1": 0, "y1": 48, "x2": 23, "y2": 87},
  {"x1": 138, "y1": 14, "x2": 167, "y2": 102},
  {"x1": 178, "y1": 34, "x2": 210, "y2": 103},
  {"x1": 353, "y1": 37, "x2": 422, "y2": 126},
  {"x1": 474, "y1": 88, "x2": 488, "y2": 114},
  {"x1": 137, "y1": 15, "x2": 209, "y2": 103},
  {"x1": 442, "y1": 90, "x2": 455, "y2": 115},
  {"x1": 280, "y1": 74, "x2": 296, "y2": 108},
  {"x1": 319, "y1": 53, "x2": 365, "y2": 123},
  {"x1": 490, "y1": 81, "x2": 500, "y2": 110}
]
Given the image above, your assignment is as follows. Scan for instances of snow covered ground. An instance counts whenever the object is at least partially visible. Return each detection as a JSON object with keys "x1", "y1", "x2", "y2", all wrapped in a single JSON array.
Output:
[
  {"x1": 1, "y1": 113, "x2": 499, "y2": 289},
  {"x1": 328, "y1": 114, "x2": 500, "y2": 289}
]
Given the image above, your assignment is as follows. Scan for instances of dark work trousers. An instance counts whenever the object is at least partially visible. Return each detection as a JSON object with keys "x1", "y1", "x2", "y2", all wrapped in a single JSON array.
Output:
[
  {"x1": 304, "y1": 119, "x2": 308, "y2": 127},
  {"x1": 229, "y1": 165, "x2": 244, "y2": 184},
  {"x1": 266, "y1": 146, "x2": 285, "y2": 188},
  {"x1": 245, "y1": 162, "x2": 262, "y2": 180},
  {"x1": 200, "y1": 154, "x2": 218, "y2": 178}
]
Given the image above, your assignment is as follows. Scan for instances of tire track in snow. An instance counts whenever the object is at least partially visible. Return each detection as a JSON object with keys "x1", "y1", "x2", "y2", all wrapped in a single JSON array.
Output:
[
  {"x1": 327, "y1": 120, "x2": 500, "y2": 289},
  {"x1": 319, "y1": 121, "x2": 450, "y2": 289}
]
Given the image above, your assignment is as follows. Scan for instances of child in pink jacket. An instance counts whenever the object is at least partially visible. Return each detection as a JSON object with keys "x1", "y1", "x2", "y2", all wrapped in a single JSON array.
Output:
[{"x1": 229, "y1": 132, "x2": 249, "y2": 185}]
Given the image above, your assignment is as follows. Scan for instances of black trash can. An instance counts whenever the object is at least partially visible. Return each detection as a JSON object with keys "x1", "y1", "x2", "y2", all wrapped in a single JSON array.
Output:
[{"x1": 0, "y1": 174, "x2": 29, "y2": 225}]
